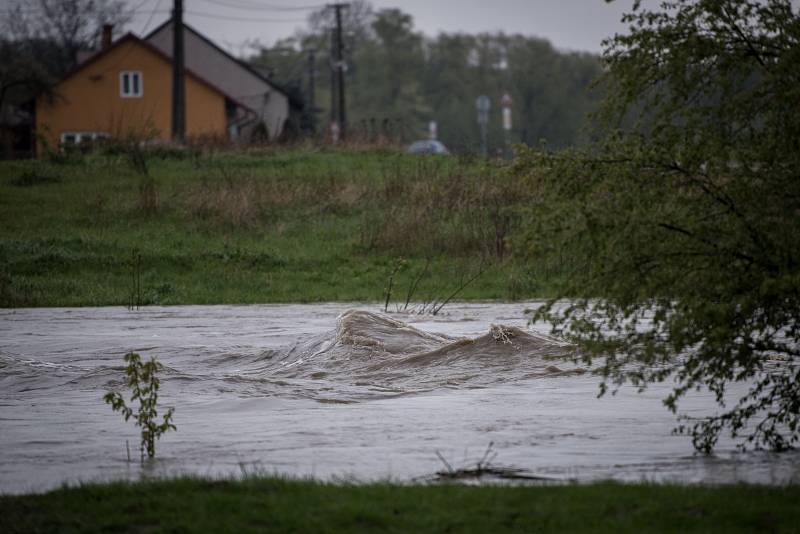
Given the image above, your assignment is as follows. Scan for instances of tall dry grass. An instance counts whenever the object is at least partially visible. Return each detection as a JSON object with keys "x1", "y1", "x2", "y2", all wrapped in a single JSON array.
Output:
[
  {"x1": 184, "y1": 177, "x2": 261, "y2": 228},
  {"x1": 163, "y1": 153, "x2": 529, "y2": 262},
  {"x1": 360, "y1": 166, "x2": 531, "y2": 260},
  {"x1": 181, "y1": 172, "x2": 372, "y2": 229}
]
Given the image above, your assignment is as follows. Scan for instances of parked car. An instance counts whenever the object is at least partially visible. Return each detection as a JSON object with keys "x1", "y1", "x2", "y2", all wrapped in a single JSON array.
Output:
[{"x1": 407, "y1": 139, "x2": 449, "y2": 155}]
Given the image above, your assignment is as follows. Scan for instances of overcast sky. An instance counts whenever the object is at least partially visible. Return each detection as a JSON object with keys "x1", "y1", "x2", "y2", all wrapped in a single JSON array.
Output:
[{"x1": 123, "y1": 0, "x2": 639, "y2": 56}]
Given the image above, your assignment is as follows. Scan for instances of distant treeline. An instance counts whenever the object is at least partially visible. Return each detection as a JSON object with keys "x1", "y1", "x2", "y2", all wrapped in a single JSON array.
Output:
[
  {"x1": 0, "y1": 0, "x2": 604, "y2": 155},
  {"x1": 248, "y1": 1, "x2": 604, "y2": 152}
]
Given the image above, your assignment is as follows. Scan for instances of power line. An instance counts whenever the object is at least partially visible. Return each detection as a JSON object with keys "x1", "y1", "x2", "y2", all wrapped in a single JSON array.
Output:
[
  {"x1": 0, "y1": 1, "x2": 165, "y2": 17},
  {"x1": 195, "y1": 0, "x2": 324, "y2": 11},
  {"x1": 90, "y1": 0, "x2": 164, "y2": 76},
  {"x1": 138, "y1": 0, "x2": 165, "y2": 35},
  {"x1": 0, "y1": 1, "x2": 39, "y2": 14},
  {"x1": 130, "y1": 0, "x2": 155, "y2": 13},
  {"x1": 0, "y1": 9, "x2": 169, "y2": 16},
  {"x1": 184, "y1": 9, "x2": 307, "y2": 23}
]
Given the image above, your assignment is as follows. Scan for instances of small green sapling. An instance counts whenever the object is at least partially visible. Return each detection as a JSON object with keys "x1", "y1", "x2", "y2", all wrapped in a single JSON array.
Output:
[{"x1": 104, "y1": 351, "x2": 176, "y2": 461}]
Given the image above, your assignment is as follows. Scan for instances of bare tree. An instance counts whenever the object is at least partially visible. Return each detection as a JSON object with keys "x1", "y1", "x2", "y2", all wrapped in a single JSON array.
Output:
[
  {"x1": 3, "y1": 0, "x2": 132, "y2": 70},
  {"x1": 306, "y1": 0, "x2": 375, "y2": 47},
  {"x1": 0, "y1": 40, "x2": 53, "y2": 115},
  {"x1": 0, "y1": 0, "x2": 132, "y2": 156}
]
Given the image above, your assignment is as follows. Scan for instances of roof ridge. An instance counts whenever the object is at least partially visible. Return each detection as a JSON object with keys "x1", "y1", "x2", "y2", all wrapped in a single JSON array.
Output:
[
  {"x1": 144, "y1": 18, "x2": 291, "y2": 100},
  {"x1": 49, "y1": 32, "x2": 254, "y2": 114}
]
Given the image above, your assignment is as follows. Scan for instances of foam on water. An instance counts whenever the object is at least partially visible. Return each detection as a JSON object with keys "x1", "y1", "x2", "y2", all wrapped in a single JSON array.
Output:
[
  {"x1": 1, "y1": 303, "x2": 798, "y2": 493},
  {"x1": 260, "y1": 310, "x2": 583, "y2": 398}
]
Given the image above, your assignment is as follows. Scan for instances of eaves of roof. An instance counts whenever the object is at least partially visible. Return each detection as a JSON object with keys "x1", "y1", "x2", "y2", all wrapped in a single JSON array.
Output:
[
  {"x1": 145, "y1": 18, "x2": 292, "y2": 102},
  {"x1": 51, "y1": 32, "x2": 255, "y2": 115}
]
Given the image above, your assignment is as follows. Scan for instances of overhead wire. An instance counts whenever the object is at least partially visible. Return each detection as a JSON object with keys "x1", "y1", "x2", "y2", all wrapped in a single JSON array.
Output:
[
  {"x1": 5, "y1": 0, "x2": 315, "y2": 79},
  {"x1": 195, "y1": 0, "x2": 324, "y2": 11},
  {"x1": 185, "y1": 9, "x2": 307, "y2": 23},
  {"x1": 136, "y1": 0, "x2": 166, "y2": 36},
  {"x1": 129, "y1": 0, "x2": 155, "y2": 14},
  {"x1": 0, "y1": 1, "x2": 167, "y2": 21},
  {"x1": 89, "y1": 0, "x2": 165, "y2": 76},
  {"x1": 0, "y1": 0, "x2": 39, "y2": 14}
]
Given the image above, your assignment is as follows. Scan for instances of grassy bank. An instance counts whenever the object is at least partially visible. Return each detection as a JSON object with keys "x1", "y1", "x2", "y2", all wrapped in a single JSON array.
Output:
[
  {"x1": 0, "y1": 147, "x2": 560, "y2": 307},
  {"x1": 1, "y1": 477, "x2": 796, "y2": 533}
]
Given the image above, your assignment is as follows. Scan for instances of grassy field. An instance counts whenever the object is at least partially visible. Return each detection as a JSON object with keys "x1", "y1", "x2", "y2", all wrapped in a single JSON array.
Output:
[
  {"x1": 0, "y1": 146, "x2": 561, "y2": 307},
  {"x1": 3, "y1": 148, "x2": 796, "y2": 532},
  {"x1": 1, "y1": 477, "x2": 797, "y2": 533}
]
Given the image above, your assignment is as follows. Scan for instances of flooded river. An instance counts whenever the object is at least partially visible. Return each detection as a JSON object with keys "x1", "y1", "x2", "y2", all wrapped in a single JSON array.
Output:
[{"x1": 1, "y1": 303, "x2": 798, "y2": 494}]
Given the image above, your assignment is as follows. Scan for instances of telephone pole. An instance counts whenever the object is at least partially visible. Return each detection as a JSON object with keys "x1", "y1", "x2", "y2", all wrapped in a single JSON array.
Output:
[
  {"x1": 307, "y1": 48, "x2": 317, "y2": 134},
  {"x1": 171, "y1": 0, "x2": 186, "y2": 143},
  {"x1": 328, "y1": 3, "x2": 349, "y2": 140},
  {"x1": 329, "y1": 22, "x2": 337, "y2": 131}
]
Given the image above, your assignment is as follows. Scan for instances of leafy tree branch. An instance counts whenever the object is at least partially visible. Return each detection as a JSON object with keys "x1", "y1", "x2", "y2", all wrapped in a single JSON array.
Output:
[
  {"x1": 104, "y1": 352, "x2": 176, "y2": 461},
  {"x1": 519, "y1": 0, "x2": 799, "y2": 451}
]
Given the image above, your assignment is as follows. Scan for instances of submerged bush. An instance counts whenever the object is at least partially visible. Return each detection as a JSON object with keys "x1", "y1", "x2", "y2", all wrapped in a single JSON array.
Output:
[{"x1": 104, "y1": 352, "x2": 176, "y2": 461}]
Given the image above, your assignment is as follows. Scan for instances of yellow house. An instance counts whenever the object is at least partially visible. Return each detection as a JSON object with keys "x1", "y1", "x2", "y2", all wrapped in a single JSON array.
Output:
[{"x1": 36, "y1": 33, "x2": 252, "y2": 153}]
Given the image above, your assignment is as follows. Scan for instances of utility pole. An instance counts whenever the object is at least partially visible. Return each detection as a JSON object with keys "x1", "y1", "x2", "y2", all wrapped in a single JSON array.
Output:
[
  {"x1": 307, "y1": 48, "x2": 316, "y2": 134},
  {"x1": 328, "y1": 3, "x2": 349, "y2": 140},
  {"x1": 329, "y1": 23, "x2": 337, "y2": 132},
  {"x1": 171, "y1": 0, "x2": 186, "y2": 143}
]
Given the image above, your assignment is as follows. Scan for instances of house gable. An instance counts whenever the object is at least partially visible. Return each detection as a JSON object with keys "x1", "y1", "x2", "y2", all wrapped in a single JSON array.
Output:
[
  {"x1": 35, "y1": 34, "x2": 234, "y2": 152},
  {"x1": 146, "y1": 20, "x2": 289, "y2": 139}
]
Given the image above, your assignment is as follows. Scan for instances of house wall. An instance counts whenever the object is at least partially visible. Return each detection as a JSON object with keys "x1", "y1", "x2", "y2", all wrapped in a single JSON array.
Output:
[
  {"x1": 147, "y1": 23, "x2": 289, "y2": 139},
  {"x1": 36, "y1": 39, "x2": 227, "y2": 152}
]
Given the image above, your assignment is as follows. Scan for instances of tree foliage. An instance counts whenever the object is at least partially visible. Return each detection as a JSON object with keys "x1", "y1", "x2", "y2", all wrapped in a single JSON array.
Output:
[
  {"x1": 3, "y1": 0, "x2": 131, "y2": 71},
  {"x1": 0, "y1": 40, "x2": 55, "y2": 118},
  {"x1": 248, "y1": 3, "x2": 602, "y2": 150},
  {"x1": 104, "y1": 352, "x2": 176, "y2": 461},
  {"x1": 516, "y1": 0, "x2": 800, "y2": 452},
  {"x1": 0, "y1": 0, "x2": 131, "y2": 126}
]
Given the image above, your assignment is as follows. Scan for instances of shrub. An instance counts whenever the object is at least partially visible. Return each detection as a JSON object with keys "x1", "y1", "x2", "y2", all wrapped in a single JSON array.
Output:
[{"x1": 104, "y1": 352, "x2": 176, "y2": 461}]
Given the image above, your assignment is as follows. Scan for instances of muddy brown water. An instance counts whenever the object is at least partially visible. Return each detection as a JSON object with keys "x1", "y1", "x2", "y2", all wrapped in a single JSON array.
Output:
[{"x1": 1, "y1": 303, "x2": 798, "y2": 494}]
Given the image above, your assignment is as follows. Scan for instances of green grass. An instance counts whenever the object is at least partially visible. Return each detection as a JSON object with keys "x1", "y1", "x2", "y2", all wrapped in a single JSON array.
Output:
[
  {"x1": 0, "y1": 147, "x2": 562, "y2": 307},
  {"x1": 1, "y1": 477, "x2": 797, "y2": 533}
]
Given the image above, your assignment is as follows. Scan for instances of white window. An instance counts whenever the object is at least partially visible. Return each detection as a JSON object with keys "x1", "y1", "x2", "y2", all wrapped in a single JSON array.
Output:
[
  {"x1": 61, "y1": 133, "x2": 77, "y2": 145},
  {"x1": 120, "y1": 71, "x2": 143, "y2": 97},
  {"x1": 60, "y1": 131, "x2": 110, "y2": 146}
]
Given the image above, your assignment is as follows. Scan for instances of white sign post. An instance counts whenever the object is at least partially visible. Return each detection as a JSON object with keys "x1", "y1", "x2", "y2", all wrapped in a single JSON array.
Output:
[{"x1": 501, "y1": 92, "x2": 513, "y2": 159}]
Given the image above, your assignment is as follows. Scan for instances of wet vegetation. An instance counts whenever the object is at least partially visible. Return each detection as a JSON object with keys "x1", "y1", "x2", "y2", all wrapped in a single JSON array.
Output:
[
  {"x1": 104, "y1": 352, "x2": 176, "y2": 462},
  {"x1": 252, "y1": 3, "x2": 603, "y2": 152},
  {"x1": 0, "y1": 3, "x2": 796, "y2": 523},
  {"x1": 522, "y1": 0, "x2": 800, "y2": 453},
  {"x1": 1, "y1": 477, "x2": 797, "y2": 533},
  {"x1": 0, "y1": 146, "x2": 562, "y2": 307}
]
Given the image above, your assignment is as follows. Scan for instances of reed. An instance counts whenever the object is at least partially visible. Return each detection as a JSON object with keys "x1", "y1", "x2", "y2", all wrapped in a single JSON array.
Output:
[{"x1": 127, "y1": 250, "x2": 141, "y2": 310}]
